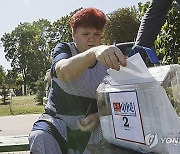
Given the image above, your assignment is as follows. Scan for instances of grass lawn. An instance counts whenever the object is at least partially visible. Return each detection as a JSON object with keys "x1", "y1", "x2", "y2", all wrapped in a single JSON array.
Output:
[{"x1": 0, "y1": 95, "x2": 44, "y2": 116}]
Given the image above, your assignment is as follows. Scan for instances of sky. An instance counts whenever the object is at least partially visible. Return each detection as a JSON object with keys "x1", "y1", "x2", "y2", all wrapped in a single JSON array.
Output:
[{"x1": 0, "y1": 0, "x2": 148, "y2": 71}]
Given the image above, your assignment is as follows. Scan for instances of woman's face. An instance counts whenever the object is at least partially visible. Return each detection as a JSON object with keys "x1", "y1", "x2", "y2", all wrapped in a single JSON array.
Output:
[{"x1": 72, "y1": 26, "x2": 103, "y2": 53}]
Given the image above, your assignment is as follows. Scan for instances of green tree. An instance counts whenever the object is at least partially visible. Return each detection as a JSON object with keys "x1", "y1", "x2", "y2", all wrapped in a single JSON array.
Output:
[
  {"x1": 137, "y1": 1, "x2": 151, "y2": 20},
  {"x1": 0, "y1": 65, "x2": 6, "y2": 87},
  {"x1": 0, "y1": 84, "x2": 11, "y2": 105},
  {"x1": 5, "y1": 70, "x2": 17, "y2": 89},
  {"x1": 0, "y1": 67, "x2": 11, "y2": 104},
  {"x1": 1, "y1": 19, "x2": 52, "y2": 94},
  {"x1": 155, "y1": 2, "x2": 180, "y2": 64},
  {"x1": 34, "y1": 78, "x2": 46, "y2": 105},
  {"x1": 50, "y1": 8, "x2": 81, "y2": 47},
  {"x1": 14, "y1": 75, "x2": 24, "y2": 96},
  {"x1": 51, "y1": 15, "x2": 72, "y2": 46},
  {"x1": 102, "y1": 6, "x2": 140, "y2": 45}
]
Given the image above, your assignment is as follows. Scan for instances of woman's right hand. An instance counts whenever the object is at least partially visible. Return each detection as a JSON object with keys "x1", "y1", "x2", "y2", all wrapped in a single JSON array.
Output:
[{"x1": 94, "y1": 45, "x2": 126, "y2": 71}]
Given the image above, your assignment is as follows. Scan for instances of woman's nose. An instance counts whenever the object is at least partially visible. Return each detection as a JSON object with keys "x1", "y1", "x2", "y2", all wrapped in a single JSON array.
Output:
[{"x1": 88, "y1": 35, "x2": 96, "y2": 41}]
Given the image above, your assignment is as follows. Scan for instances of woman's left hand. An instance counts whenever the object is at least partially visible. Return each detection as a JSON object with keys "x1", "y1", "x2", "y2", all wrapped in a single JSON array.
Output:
[{"x1": 77, "y1": 113, "x2": 100, "y2": 132}]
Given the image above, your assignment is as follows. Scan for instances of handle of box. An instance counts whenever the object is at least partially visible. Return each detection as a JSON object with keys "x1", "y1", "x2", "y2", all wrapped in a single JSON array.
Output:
[{"x1": 128, "y1": 45, "x2": 160, "y2": 64}]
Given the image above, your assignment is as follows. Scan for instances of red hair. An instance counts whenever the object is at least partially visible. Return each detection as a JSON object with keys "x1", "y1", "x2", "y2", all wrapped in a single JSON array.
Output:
[{"x1": 70, "y1": 8, "x2": 106, "y2": 32}]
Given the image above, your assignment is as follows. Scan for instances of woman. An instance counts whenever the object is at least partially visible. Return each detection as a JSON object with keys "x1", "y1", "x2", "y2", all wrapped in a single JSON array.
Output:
[{"x1": 29, "y1": 7, "x2": 126, "y2": 154}]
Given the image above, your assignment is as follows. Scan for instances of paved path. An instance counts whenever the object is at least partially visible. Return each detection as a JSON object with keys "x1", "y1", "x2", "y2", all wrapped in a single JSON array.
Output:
[{"x1": 0, "y1": 114, "x2": 40, "y2": 136}]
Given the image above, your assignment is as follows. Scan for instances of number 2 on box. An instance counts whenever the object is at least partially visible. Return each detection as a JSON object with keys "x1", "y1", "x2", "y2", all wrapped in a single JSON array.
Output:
[{"x1": 123, "y1": 116, "x2": 129, "y2": 127}]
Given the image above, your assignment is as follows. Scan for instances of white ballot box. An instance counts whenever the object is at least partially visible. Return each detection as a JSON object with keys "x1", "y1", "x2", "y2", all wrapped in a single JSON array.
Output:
[{"x1": 96, "y1": 53, "x2": 180, "y2": 154}]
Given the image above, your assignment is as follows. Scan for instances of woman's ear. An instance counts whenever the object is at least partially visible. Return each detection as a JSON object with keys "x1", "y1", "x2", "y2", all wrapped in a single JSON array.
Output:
[{"x1": 72, "y1": 29, "x2": 75, "y2": 40}]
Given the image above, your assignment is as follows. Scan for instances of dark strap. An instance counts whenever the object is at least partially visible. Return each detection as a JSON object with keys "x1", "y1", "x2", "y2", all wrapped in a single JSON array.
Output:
[{"x1": 38, "y1": 120, "x2": 68, "y2": 154}]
